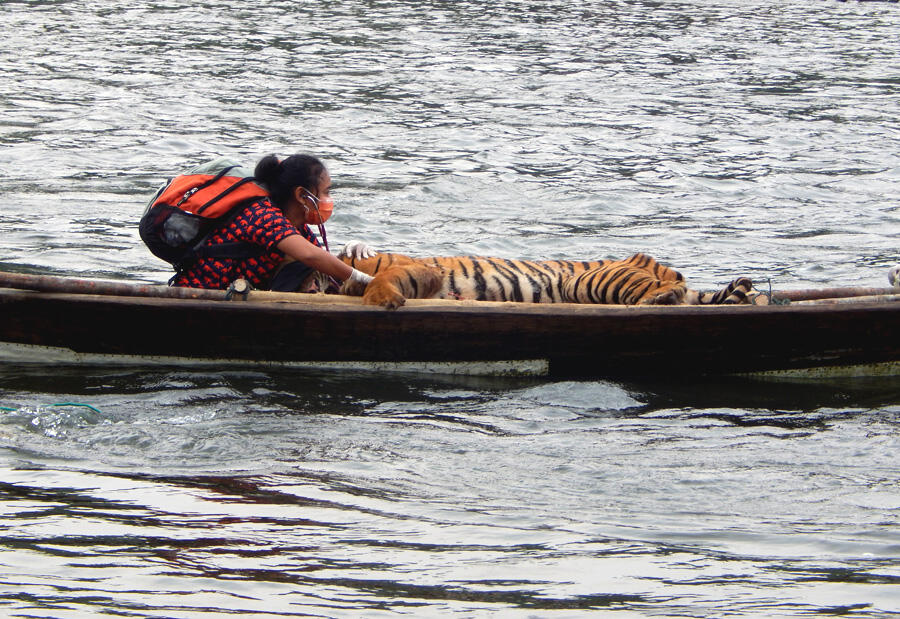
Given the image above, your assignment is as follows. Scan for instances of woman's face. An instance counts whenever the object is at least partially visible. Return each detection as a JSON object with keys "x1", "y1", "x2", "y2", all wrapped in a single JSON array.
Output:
[
  {"x1": 285, "y1": 169, "x2": 332, "y2": 228},
  {"x1": 313, "y1": 170, "x2": 332, "y2": 201},
  {"x1": 304, "y1": 169, "x2": 334, "y2": 225}
]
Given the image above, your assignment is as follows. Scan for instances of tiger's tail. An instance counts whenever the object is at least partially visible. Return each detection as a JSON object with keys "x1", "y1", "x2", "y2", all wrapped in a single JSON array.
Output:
[{"x1": 691, "y1": 277, "x2": 756, "y2": 305}]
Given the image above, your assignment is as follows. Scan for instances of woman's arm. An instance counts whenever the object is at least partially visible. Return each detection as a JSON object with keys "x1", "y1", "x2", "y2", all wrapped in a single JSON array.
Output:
[{"x1": 277, "y1": 233, "x2": 373, "y2": 285}]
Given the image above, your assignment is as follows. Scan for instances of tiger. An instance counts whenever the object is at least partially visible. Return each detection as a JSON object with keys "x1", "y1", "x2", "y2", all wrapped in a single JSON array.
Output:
[{"x1": 337, "y1": 249, "x2": 756, "y2": 310}]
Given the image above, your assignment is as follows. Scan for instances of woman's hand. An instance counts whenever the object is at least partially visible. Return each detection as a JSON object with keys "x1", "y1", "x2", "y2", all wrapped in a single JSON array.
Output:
[{"x1": 339, "y1": 240, "x2": 378, "y2": 260}]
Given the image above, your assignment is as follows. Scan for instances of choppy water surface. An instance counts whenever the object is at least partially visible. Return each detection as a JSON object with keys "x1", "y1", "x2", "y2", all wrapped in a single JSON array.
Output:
[{"x1": 1, "y1": 0, "x2": 898, "y2": 616}]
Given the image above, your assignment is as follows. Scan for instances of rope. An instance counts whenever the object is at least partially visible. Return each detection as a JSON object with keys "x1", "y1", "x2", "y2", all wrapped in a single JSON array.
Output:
[
  {"x1": 0, "y1": 402, "x2": 103, "y2": 414},
  {"x1": 51, "y1": 402, "x2": 103, "y2": 414},
  {"x1": 760, "y1": 277, "x2": 790, "y2": 305}
]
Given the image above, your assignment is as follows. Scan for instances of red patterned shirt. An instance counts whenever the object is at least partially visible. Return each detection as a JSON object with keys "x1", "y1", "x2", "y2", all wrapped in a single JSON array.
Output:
[{"x1": 171, "y1": 198, "x2": 321, "y2": 290}]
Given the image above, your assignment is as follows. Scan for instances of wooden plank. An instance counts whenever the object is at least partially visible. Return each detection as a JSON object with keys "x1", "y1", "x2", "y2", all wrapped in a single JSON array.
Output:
[
  {"x1": 773, "y1": 286, "x2": 898, "y2": 302},
  {"x1": 0, "y1": 271, "x2": 227, "y2": 301},
  {"x1": 791, "y1": 294, "x2": 900, "y2": 305}
]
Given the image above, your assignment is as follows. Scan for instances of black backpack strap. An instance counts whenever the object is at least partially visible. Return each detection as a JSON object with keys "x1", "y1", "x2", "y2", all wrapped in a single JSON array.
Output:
[
  {"x1": 176, "y1": 165, "x2": 241, "y2": 207},
  {"x1": 172, "y1": 199, "x2": 266, "y2": 273},
  {"x1": 196, "y1": 176, "x2": 260, "y2": 214}
]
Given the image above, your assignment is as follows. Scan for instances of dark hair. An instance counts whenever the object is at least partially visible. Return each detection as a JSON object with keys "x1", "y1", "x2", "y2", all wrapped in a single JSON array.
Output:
[{"x1": 254, "y1": 153, "x2": 326, "y2": 208}]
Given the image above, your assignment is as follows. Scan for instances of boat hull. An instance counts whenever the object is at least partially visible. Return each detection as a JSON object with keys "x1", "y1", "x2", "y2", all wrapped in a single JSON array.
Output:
[{"x1": 1, "y1": 287, "x2": 898, "y2": 378}]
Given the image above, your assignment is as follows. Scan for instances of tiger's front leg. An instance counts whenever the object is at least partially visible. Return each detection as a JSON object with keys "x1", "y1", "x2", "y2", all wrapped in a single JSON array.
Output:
[{"x1": 341, "y1": 263, "x2": 445, "y2": 309}]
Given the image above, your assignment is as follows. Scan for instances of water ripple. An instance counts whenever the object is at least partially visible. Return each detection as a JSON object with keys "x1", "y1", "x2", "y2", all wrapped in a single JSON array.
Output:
[{"x1": 1, "y1": 0, "x2": 899, "y2": 616}]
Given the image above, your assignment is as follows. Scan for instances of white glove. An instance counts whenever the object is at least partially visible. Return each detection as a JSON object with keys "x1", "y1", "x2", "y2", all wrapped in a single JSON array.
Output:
[
  {"x1": 889, "y1": 265, "x2": 900, "y2": 288},
  {"x1": 349, "y1": 268, "x2": 374, "y2": 286},
  {"x1": 339, "y1": 240, "x2": 378, "y2": 260}
]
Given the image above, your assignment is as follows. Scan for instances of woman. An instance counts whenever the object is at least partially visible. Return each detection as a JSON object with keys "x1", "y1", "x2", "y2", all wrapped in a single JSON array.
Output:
[{"x1": 171, "y1": 154, "x2": 373, "y2": 292}]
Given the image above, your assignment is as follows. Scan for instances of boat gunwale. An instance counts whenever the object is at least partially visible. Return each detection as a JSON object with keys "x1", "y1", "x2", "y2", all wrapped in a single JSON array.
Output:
[{"x1": 2, "y1": 286, "x2": 899, "y2": 318}]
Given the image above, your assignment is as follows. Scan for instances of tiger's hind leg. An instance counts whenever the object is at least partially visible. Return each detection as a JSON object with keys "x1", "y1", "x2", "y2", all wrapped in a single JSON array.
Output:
[
  {"x1": 620, "y1": 252, "x2": 685, "y2": 283},
  {"x1": 691, "y1": 277, "x2": 756, "y2": 305},
  {"x1": 563, "y1": 261, "x2": 688, "y2": 305}
]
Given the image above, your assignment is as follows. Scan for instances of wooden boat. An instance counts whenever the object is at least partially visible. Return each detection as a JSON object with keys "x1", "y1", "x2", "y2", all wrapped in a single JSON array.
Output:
[{"x1": 0, "y1": 271, "x2": 897, "y2": 379}]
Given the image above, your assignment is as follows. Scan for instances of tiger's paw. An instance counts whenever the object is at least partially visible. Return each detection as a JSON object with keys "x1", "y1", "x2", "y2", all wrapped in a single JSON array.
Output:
[
  {"x1": 359, "y1": 264, "x2": 445, "y2": 310},
  {"x1": 363, "y1": 286, "x2": 407, "y2": 310},
  {"x1": 638, "y1": 287, "x2": 685, "y2": 305}
]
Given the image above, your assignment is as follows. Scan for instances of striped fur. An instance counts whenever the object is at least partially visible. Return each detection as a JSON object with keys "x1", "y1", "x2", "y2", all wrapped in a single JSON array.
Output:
[
  {"x1": 341, "y1": 253, "x2": 608, "y2": 305},
  {"x1": 340, "y1": 251, "x2": 755, "y2": 309},
  {"x1": 345, "y1": 263, "x2": 444, "y2": 310},
  {"x1": 694, "y1": 277, "x2": 756, "y2": 305},
  {"x1": 562, "y1": 253, "x2": 687, "y2": 305}
]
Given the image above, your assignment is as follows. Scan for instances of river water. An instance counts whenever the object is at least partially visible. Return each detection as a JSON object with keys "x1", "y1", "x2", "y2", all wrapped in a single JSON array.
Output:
[{"x1": 1, "y1": 1, "x2": 899, "y2": 616}]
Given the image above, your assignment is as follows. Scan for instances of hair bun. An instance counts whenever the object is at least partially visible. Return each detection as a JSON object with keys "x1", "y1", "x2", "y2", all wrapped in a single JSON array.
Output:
[
  {"x1": 255, "y1": 152, "x2": 326, "y2": 208},
  {"x1": 254, "y1": 154, "x2": 281, "y2": 185}
]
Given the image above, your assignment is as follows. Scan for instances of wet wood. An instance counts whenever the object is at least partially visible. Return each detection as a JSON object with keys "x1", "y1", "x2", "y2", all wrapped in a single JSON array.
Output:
[
  {"x1": 1, "y1": 281, "x2": 898, "y2": 378},
  {"x1": 772, "y1": 286, "x2": 898, "y2": 302},
  {"x1": 2, "y1": 270, "x2": 897, "y2": 310},
  {"x1": 791, "y1": 294, "x2": 900, "y2": 306},
  {"x1": 0, "y1": 271, "x2": 228, "y2": 301}
]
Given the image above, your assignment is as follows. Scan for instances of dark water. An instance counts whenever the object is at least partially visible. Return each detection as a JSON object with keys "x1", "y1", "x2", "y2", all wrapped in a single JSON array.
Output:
[{"x1": 1, "y1": 0, "x2": 899, "y2": 616}]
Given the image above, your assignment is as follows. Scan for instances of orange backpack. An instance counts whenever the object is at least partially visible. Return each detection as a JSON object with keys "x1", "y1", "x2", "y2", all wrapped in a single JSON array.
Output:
[{"x1": 140, "y1": 158, "x2": 269, "y2": 271}]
